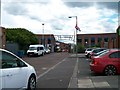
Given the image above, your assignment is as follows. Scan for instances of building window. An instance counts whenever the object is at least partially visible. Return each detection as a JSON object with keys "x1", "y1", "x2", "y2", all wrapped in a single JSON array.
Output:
[
  {"x1": 111, "y1": 37, "x2": 116, "y2": 40},
  {"x1": 98, "y1": 37, "x2": 102, "y2": 43},
  {"x1": 48, "y1": 38, "x2": 51, "y2": 44},
  {"x1": 85, "y1": 38, "x2": 88, "y2": 42},
  {"x1": 104, "y1": 37, "x2": 109, "y2": 42},
  {"x1": 84, "y1": 38, "x2": 88, "y2": 47},
  {"x1": 77, "y1": 38, "x2": 82, "y2": 43},
  {"x1": 91, "y1": 37, "x2": 95, "y2": 47}
]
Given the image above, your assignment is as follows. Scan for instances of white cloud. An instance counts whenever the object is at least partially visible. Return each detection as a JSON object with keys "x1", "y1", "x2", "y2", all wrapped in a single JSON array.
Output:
[{"x1": 1, "y1": 0, "x2": 118, "y2": 36}]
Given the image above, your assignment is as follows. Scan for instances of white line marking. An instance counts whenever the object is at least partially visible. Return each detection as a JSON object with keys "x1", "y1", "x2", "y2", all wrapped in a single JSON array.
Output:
[
  {"x1": 37, "y1": 58, "x2": 67, "y2": 79},
  {"x1": 68, "y1": 58, "x2": 78, "y2": 88},
  {"x1": 93, "y1": 82, "x2": 111, "y2": 88},
  {"x1": 78, "y1": 78, "x2": 94, "y2": 88},
  {"x1": 78, "y1": 77, "x2": 111, "y2": 88},
  {"x1": 42, "y1": 67, "x2": 47, "y2": 70}
]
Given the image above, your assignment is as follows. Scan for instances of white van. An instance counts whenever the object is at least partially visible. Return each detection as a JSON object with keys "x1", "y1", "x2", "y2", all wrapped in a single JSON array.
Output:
[{"x1": 27, "y1": 45, "x2": 45, "y2": 56}]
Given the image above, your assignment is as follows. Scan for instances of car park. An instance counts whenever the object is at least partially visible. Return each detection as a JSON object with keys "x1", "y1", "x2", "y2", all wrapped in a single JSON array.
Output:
[
  {"x1": 90, "y1": 49, "x2": 120, "y2": 75},
  {"x1": 0, "y1": 48, "x2": 37, "y2": 89}
]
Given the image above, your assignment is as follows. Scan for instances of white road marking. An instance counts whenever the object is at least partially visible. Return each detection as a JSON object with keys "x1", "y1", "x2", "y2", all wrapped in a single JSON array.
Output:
[
  {"x1": 37, "y1": 58, "x2": 67, "y2": 79},
  {"x1": 78, "y1": 77, "x2": 111, "y2": 88},
  {"x1": 93, "y1": 81, "x2": 111, "y2": 88},
  {"x1": 42, "y1": 67, "x2": 47, "y2": 70},
  {"x1": 78, "y1": 78, "x2": 94, "y2": 88},
  {"x1": 68, "y1": 58, "x2": 78, "y2": 88}
]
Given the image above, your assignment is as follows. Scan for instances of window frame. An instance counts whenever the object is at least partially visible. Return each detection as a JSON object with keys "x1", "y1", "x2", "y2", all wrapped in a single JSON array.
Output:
[
  {"x1": 1, "y1": 50, "x2": 27, "y2": 69},
  {"x1": 109, "y1": 51, "x2": 119, "y2": 58}
]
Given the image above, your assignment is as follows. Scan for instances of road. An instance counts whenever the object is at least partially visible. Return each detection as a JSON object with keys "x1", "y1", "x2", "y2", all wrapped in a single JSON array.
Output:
[
  {"x1": 23, "y1": 53, "x2": 120, "y2": 89},
  {"x1": 23, "y1": 52, "x2": 71, "y2": 76}
]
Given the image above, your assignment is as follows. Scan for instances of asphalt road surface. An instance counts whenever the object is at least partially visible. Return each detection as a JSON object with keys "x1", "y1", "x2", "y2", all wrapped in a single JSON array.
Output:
[
  {"x1": 36, "y1": 57, "x2": 76, "y2": 88},
  {"x1": 23, "y1": 53, "x2": 120, "y2": 89}
]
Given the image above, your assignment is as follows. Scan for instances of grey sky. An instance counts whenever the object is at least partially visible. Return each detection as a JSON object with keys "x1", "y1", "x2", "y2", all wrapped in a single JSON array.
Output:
[
  {"x1": 64, "y1": 2, "x2": 118, "y2": 11},
  {"x1": 3, "y1": 3, "x2": 28, "y2": 16}
]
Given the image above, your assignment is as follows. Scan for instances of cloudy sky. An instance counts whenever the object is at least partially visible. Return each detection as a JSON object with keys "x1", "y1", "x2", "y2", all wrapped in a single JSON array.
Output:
[{"x1": 1, "y1": 0, "x2": 119, "y2": 37}]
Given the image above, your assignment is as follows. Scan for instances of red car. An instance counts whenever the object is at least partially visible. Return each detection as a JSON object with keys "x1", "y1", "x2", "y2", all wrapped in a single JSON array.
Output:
[{"x1": 90, "y1": 49, "x2": 120, "y2": 75}]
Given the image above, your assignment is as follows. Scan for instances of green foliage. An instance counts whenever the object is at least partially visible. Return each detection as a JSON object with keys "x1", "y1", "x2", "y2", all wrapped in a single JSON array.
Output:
[
  {"x1": 77, "y1": 43, "x2": 85, "y2": 53},
  {"x1": 95, "y1": 43, "x2": 101, "y2": 48},
  {"x1": 6, "y1": 28, "x2": 39, "y2": 51}
]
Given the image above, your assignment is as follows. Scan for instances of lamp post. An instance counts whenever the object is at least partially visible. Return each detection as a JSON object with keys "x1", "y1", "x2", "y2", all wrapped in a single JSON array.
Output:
[
  {"x1": 85, "y1": 41, "x2": 88, "y2": 48},
  {"x1": 42, "y1": 23, "x2": 45, "y2": 46},
  {"x1": 68, "y1": 16, "x2": 78, "y2": 55}
]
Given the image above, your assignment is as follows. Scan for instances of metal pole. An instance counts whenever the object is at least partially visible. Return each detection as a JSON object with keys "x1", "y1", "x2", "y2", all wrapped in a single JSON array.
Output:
[
  {"x1": 68, "y1": 16, "x2": 80, "y2": 56},
  {"x1": 75, "y1": 16, "x2": 77, "y2": 57},
  {"x1": 74, "y1": 30, "x2": 75, "y2": 53},
  {"x1": 42, "y1": 23, "x2": 44, "y2": 46}
]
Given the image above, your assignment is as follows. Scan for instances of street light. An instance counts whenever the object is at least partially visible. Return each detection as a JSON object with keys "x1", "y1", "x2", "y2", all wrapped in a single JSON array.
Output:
[
  {"x1": 68, "y1": 16, "x2": 78, "y2": 44},
  {"x1": 85, "y1": 41, "x2": 88, "y2": 48},
  {"x1": 68, "y1": 16, "x2": 80, "y2": 55},
  {"x1": 42, "y1": 23, "x2": 45, "y2": 46}
]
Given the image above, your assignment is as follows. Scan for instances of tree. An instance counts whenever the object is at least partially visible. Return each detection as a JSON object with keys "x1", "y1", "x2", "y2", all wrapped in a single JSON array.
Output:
[
  {"x1": 6, "y1": 28, "x2": 39, "y2": 51},
  {"x1": 77, "y1": 43, "x2": 85, "y2": 53}
]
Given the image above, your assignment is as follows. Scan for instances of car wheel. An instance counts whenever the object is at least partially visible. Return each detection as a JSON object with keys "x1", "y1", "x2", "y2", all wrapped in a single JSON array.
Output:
[
  {"x1": 87, "y1": 53, "x2": 90, "y2": 58},
  {"x1": 27, "y1": 54, "x2": 30, "y2": 57},
  {"x1": 36, "y1": 53, "x2": 39, "y2": 57},
  {"x1": 104, "y1": 65, "x2": 116, "y2": 76},
  {"x1": 41, "y1": 53, "x2": 44, "y2": 56},
  {"x1": 27, "y1": 75, "x2": 36, "y2": 90}
]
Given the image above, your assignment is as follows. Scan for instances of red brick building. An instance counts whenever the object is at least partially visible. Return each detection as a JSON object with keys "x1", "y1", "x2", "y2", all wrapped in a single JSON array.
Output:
[
  {"x1": 36, "y1": 34, "x2": 56, "y2": 52},
  {"x1": 55, "y1": 41, "x2": 70, "y2": 52},
  {"x1": 77, "y1": 33, "x2": 117, "y2": 49},
  {"x1": 36, "y1": 34, "x2": 70, "y2": 52}
]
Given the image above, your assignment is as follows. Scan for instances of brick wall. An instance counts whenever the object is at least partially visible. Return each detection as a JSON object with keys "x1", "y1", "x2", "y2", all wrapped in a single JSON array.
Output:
[
  {"x1": 77, "y1": 33, "x2": 117, "y2": 48},
  {"x1": 0, "y1": 27, "x2": 6, "y2": 49},
  {"x1": 36, "y1": 34, "x2": 56, "y2": 52}
]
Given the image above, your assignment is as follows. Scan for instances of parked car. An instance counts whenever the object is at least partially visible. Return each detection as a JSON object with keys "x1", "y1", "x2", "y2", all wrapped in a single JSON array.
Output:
[
  {"x1": 45, "y1": 48, "x2": 51, "y2": 54},
  {"x1": 90, "y1": 49, "x2": 120, "y2": 75},
  {"x1": 89, "y1": 48, "x2": 107, "y2": 58},
  {"x1": 27, "y1": 44, "x2": 45, "y2": 56},
  {"x1": 0, "y1": 48, "x2": 37, "y2": 89},
  {"x1": 85, "y1": 48, "x2": 93, "y2": 58}
]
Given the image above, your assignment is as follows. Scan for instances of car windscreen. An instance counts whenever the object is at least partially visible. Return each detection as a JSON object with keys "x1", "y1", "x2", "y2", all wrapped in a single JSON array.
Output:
[
  {"x1": 40, "y1": 47, "x2": 44, "y2": 50},
  {"x1": 95, "y1": 50, "x2": 108, "y2": 56},
  {"x1": 98, "y1": 51, "x2": 109, "y2": 57},
  {"x1": 93, "y1": 49, "x2": 105, "y2": 53},
  {"x1": 87, "y1": 49, "x2": 93, "y2": 51},
  {"x1": 29, "y1": 47, "x2": 37, "y2": 50}
]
